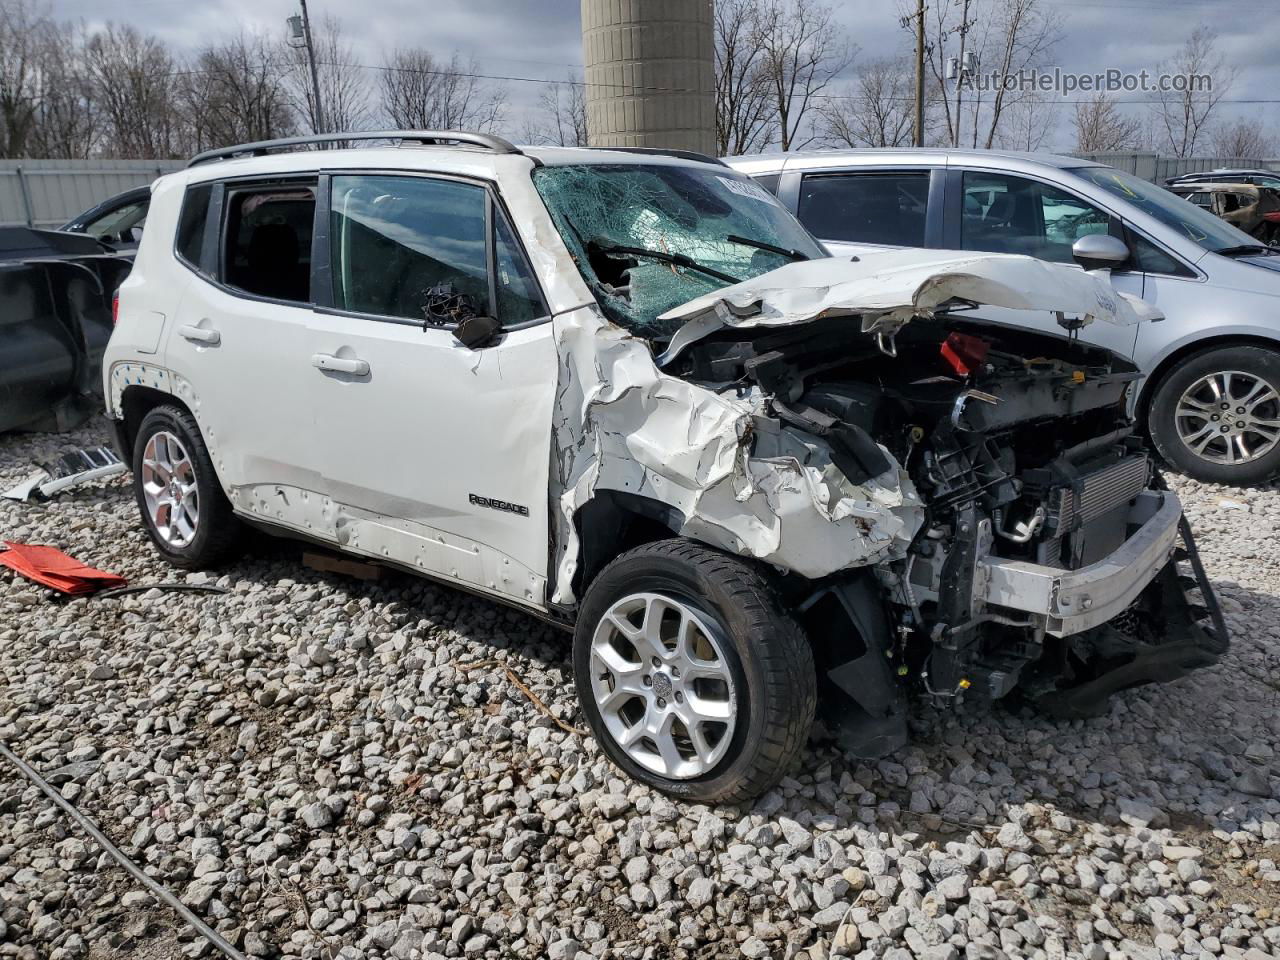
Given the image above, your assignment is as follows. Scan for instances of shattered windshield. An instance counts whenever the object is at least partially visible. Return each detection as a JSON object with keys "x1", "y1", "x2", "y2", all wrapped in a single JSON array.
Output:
[
  {"x1": 1074, "y1": 166, "x2": 1256, "y2": 253},
  {"x1": 532, "y1": 163, "x2": 826, "y2": 338}
]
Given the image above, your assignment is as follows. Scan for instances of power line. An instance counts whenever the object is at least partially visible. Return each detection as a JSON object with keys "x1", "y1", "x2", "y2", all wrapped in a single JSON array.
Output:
[{"x1": 327, "y1": 58, "x2": 1280, "y2": 107}]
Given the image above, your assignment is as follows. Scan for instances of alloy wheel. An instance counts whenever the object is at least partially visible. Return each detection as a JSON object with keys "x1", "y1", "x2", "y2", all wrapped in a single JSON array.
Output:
[
  {"x1": 588, "y1": 592, "x2": 737, "y2": 779},
  {"x1": 140, "y1": 430, "x2": 200, "y2": 547},
  {"x1": 1174, "y1": 369, "x2": 1280, "y2": 465}
]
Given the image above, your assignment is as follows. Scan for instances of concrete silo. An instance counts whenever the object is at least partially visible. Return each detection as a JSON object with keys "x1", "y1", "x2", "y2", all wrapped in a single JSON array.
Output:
[{"x1": 580, "y1": 0, "x2": 716, "y2": 154}]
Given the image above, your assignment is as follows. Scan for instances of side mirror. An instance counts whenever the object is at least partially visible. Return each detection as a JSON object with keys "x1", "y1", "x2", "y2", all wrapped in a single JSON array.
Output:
[
  {"x1": 453, "y1": 314, "x2": 501, "y2": 349},
  {"x1": 1072, "y1": 234, "x2": 1130, "y2": 271}
]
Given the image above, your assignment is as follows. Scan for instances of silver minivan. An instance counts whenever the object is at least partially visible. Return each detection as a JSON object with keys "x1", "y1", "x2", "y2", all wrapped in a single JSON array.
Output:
[{"x1": 727, "y1": 149, "x2": 1280, "y2": 486}]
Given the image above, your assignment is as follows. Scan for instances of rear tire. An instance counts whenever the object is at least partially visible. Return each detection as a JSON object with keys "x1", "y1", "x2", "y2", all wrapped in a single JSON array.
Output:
[
  {"x1": 132, "y1": 405, "x2": 242, "y2": 569},
  {"x1": 573, "y1": 539, "x2": 815, "y2": 804},
  {"x1": 1148, "y1": 344, "x2": 1280, "y2": 485}
]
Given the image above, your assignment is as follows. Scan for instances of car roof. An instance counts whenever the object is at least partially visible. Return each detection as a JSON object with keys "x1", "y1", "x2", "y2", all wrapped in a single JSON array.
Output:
[
  {"x1": 1171, "y1": 181, "x2": 1259, "y2": 193},
  {"x1": 724, "y1": 147, "x2": 1099, "y2": 174},
  {"x1": 1170, "y1": 169, "x2": 1276, "y2": 180},
  {"x1": 180, "y1": 141, "x2": 732, "y2": 185}
]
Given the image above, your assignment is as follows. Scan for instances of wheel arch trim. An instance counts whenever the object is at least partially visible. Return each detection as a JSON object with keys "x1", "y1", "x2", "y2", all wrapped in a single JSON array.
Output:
[{"x1": 1137, "y1": 329, "x2": 1280, "y2": 419}]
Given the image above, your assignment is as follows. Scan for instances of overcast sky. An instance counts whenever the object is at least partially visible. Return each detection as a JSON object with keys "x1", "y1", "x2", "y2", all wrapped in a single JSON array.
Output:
[{"x1": 56, "y1": 0, "x2": 1279, "y2": 153}]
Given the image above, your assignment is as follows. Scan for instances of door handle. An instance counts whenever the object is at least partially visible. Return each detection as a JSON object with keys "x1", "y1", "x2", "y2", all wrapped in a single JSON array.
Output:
[
  {"x1": 178, "y1": 324, "x2": 220, "y2": 345},
  {"x1": 312, "y1": 353, "x2": 369, "y2": 376}
]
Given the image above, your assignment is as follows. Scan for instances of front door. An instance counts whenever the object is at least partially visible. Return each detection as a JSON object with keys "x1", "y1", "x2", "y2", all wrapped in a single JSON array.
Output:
[
  {"x1": 305, "y1": 172, "x2": 558, "y2": 606},
  {"x1": 951, "y1": 170, "x2": 1144, "y2": 358}
]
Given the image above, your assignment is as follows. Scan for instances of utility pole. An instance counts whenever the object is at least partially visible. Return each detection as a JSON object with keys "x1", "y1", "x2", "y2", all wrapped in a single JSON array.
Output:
[
  {"x1": 288, "y1": 0, "x2": 326, "y2": 134},
  {"x1": 914, "y1": 0, "x2": 925, "y2": 147}
]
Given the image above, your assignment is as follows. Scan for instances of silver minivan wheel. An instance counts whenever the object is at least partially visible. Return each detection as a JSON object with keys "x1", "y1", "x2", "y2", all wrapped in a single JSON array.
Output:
[
  {"x1": 1175, "y1": 369, "x2": 1280, "y2": 465},
  {"x1": 588, "y1": 592, "x2": 737, "y2": 780},
  {"x1": 140, "y1": 430, "x2": 200, "y2": 547}
]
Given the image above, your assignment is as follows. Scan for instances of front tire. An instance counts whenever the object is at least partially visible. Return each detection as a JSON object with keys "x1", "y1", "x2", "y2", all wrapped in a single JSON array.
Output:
[
  {"x1": 1148, "y1": 345, "x2": 1280, "y2": 485},
  {"x1": 132, "y1": 405, "x2": 242, "y2": 568},
  {"x1": 573, "y1": 539, "x2": 815, "y2": 805}
]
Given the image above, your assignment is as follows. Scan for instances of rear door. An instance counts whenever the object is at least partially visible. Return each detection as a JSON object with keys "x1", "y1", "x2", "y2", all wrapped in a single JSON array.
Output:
[
  {"x1": 789, "y1": 168, "x2": 942, "y2": 257},
  {"x1": 945, "y1": 169, "x2": 1144, "y2": 358},
  {"x1": 164, "y1": 176, "x2": 329, "y2": 519},
  {"x1": 305, "y1": 170, "x2": 558, "y2": 607}
]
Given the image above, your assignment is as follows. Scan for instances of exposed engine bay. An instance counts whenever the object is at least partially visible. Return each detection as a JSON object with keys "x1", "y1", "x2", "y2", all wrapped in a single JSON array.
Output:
[{"x1": 662, "y1": 310, "x2": 1229, "y2": 756}]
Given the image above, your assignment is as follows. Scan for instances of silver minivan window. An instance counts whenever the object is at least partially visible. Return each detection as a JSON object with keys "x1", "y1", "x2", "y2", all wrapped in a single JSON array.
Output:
[{"x1": 1073, "y1": 167, "x2": 1255, "y2": 253}]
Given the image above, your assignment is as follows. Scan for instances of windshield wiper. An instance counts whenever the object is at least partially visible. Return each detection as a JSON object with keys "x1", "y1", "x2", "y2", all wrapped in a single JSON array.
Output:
[
  {"x1": 587, "y1": 238, "x2": 743, "y2": 285},
  {"x1": 1216, "y1": 244, "x2": 1277, "y2": 257},
  {"x1": 725, "y1": 234, "x2": 811, "y2": 262}
]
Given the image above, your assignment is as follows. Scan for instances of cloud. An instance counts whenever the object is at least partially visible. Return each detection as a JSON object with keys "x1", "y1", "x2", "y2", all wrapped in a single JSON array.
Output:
[{"x1": 56, "y1": 0, "x2": 1276, "y2": 154}]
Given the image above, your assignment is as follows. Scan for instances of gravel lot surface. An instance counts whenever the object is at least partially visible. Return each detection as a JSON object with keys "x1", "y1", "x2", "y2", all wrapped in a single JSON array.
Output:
[{"x1": 1, "y1": 419, "x2": 1278, "y2": 960}]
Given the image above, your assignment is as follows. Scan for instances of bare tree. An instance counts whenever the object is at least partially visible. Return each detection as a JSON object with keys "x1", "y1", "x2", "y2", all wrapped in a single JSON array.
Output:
[
  {"x1": 523, "y1": 74, "x2": 587, "y2": 146},
  {"x1": 380, "y1": 49, "x2": 505, "y2": 132},
  {"x1": 1072, "y1": 94, "x2": 1141, "y2": 153},
  {"x1": 756, "y1": 0, "x2": 854, "y2": 150},
  {"x1": 969, "y1": 0, "x2": 1061, "y2": 149},
  {"x1": 284, "y1": 15, "x2": 370, "y2": 135},
  {"x1": 0, "y1": 0, "x2": 47, "y2": 156},
  {"x1": 911, "y1": 0, "x2": 972, "y2": 148},
  {"x1": 995, "y1": 89, "x2": 1053, "y2": 151},
  {"x1": 911, "y1": 0, "x2": 1058, "y2": 149},
  {"x1": 818, "y1": 56, "x2": 917, "y2": 147},
  {"x1": 186, "y1": 33, "x2": 295, "y2": 150},
  {"x1": 1210, "y1": 118, "x2": 1274, "y2": 160},
  {"x1": 30, "y1": 17, "x2": 98, "y2": 158},
  {"x1": 85, "y1": 24, "x2": 183, "y2": 158},
  {"x1": 1152, "y1": 25, "x2": 1236, "y2": 158},
  {"x1": 714, "y1": 0, "x2": 774, "y2": 154}
]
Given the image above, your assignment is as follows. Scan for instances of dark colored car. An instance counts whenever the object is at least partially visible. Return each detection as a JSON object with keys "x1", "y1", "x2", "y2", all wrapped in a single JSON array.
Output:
[
  {"x1": 60, "y1": 186, "x2": 150, "y2": 253},
  {"x1": 0, "y1": 227, "x2": 133, "y2": 433}
]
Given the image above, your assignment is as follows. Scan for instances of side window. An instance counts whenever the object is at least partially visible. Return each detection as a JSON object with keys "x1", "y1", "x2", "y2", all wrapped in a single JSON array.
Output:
[
  {"x1": 175, "y1": 184, "x2": 212, "y2": 270},
  {"x1": 329, "y1": 174, "x2": 489, "y2": 324},
  {"x1": 750, "y1": 173, "x2": 781, "y2": 196},
  {"x1": 492, "y1": 210, "x2": 544, "y2": 326},
  {"x1": 1126, "y1": 230, "x2": 1189, "y2": 277},
  {"x1": 222, "y1": 182, "x2": 316, "y2": 303},
  {"x1": 797, "y1": 172, "x2": 929, "y2": 246},
  {"x1": 960, "y1": 172, "x2": 1109, "y2": 263},
  {"x1": 86, "y1": 200, "x2": 148, "y2": 243}
]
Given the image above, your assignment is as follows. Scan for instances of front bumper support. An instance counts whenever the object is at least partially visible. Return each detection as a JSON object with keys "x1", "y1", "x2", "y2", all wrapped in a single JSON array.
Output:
[{"x1": 980, "y1": 490, "x2": 1180, "y2": 636}]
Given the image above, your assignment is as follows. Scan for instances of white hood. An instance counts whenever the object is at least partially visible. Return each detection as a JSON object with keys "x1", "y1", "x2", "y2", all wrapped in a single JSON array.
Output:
[{"x1": 657, "y1": 249, "x2": 1162, "y2": 365}]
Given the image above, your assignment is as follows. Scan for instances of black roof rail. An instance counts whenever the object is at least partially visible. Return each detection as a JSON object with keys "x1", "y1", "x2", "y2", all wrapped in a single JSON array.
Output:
[
  {"x1": 188, "y1": 130, "x2": 522, "y2": 168},
  {"x1": 586, "y1": 146, "x2": 728, "y2": 167}
]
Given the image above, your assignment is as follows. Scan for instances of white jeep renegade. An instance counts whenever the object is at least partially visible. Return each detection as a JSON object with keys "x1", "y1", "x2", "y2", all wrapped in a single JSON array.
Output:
[{"x1": 105, "y1": 131, "x2": 1225, "y2": 803}]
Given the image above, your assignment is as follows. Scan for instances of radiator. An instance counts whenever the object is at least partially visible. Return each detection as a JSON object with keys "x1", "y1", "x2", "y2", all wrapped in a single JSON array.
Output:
[{"x1": 1037, "y1": 454, "x2": 1150, "y2": 568}]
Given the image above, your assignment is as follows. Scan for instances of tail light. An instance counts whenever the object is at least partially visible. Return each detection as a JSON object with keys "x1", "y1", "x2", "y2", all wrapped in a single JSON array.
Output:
[
  {"x1": 112, "y1": 293, "x2": 119, "y2": 326},
  {"x1": 1263, "y1": 212, "x2": 1280, "y2": 223}
]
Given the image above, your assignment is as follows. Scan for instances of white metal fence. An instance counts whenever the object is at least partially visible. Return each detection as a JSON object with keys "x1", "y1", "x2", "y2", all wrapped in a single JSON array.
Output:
[
  {"x1": 1072, "y1": 151, "x2": 1280, "y2": 183},
  {"x1": 0, "y1": 159, "x2": 184, "y2": 228}
]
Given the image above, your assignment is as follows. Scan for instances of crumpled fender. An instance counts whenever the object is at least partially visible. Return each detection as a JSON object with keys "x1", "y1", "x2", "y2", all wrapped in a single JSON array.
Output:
[{"x1": 549, "y1": 306, "x2": 924, "y2": 605}]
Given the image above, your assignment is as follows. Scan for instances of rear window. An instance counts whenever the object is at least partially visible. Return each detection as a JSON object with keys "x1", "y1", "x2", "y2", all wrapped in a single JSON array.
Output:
[
  {"x1": 222, "y1": 183, "x2": 316, "y2": 303},
  {"x1": 176, "y1": 184, "x2": 212, "y2": 270},
  {"x1": 797, "y1": 172, "x2": 929, "y2": 246}
]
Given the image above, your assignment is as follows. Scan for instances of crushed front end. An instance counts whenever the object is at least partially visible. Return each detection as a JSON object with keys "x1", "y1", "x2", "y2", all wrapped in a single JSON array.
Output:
[
  {"x1": 661, "y1": 304, "x2": 1227, "y2": 757},
  {"x1": 872, "y1": 319, "x2": 1228, "y2": 725}
]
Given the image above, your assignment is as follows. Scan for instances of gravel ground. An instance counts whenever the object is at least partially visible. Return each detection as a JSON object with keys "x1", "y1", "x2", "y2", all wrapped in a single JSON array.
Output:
[{"x1": 0, "y1": 418, "x2": 1278, "y2": 960}]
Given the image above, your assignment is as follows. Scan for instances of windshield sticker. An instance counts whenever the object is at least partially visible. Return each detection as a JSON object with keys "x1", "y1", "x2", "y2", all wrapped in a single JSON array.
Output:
[{"x1": 717, "y1": 176, "x2": 778, "y2": 205}]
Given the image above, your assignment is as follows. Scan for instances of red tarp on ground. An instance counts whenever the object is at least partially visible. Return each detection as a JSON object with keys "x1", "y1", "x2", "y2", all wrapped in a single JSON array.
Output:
[{"x1": 0, "y1": 541, "x2": 127, "y2": 595}]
